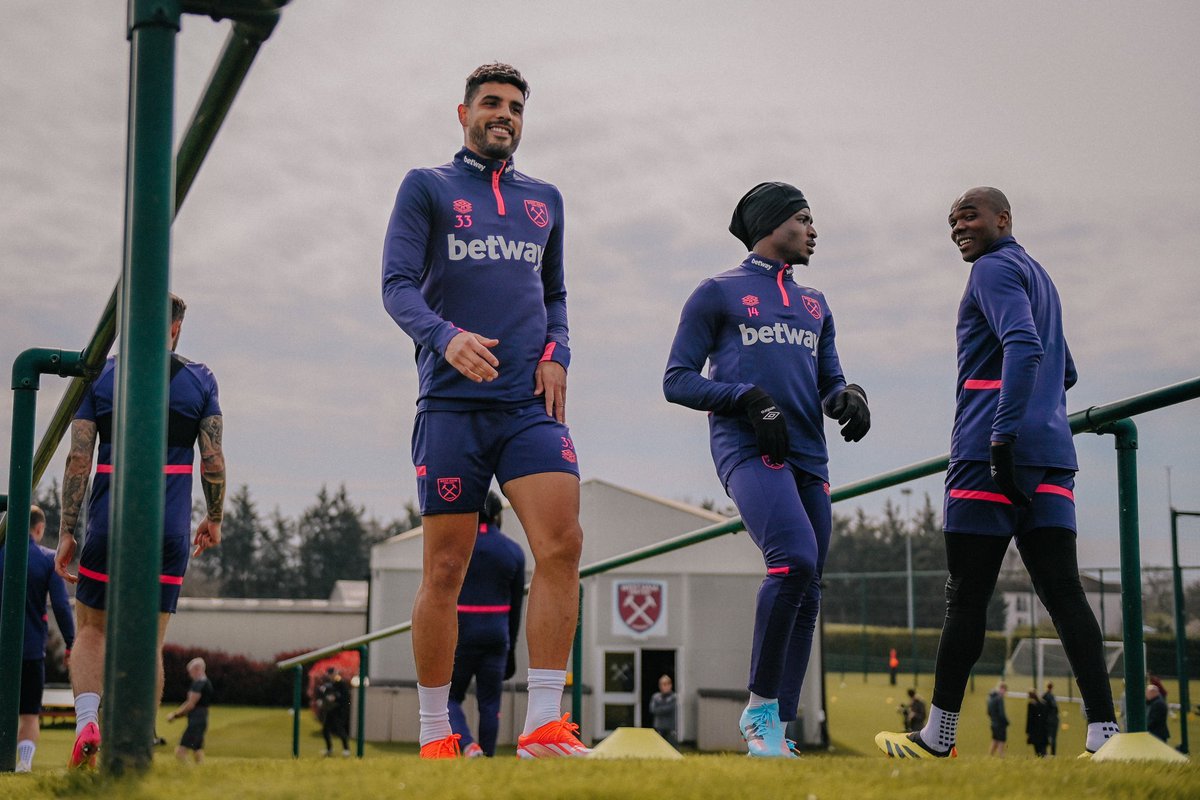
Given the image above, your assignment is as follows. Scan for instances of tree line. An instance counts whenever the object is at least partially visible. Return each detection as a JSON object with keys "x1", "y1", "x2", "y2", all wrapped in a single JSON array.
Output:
[{"x1": 32, "y1": 479, "x2": 420, "y2": 600}]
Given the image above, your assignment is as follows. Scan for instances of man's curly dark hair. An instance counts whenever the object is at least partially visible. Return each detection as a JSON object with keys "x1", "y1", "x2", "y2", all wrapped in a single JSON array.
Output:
[{"x1": 464, "y1": 62, "x2": 529, "y2": 105}]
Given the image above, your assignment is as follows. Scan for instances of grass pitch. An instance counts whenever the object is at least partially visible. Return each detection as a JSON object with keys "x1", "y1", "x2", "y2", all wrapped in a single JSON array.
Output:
[{"x1": 3, "y1": 675, "x2": 1198, "y2": 799}]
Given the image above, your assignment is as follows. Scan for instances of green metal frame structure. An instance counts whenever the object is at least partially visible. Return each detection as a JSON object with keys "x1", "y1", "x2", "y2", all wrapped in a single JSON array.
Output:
[
  {"x1": 0, "y1": 0, "x2": 291, "y2": 774},
  {"x1": 277, "y1": 377, "x2": 1200, "y2": 754},
  {"x1": 1170, "y1": 507, "x2": 1200, "y2": 754}
]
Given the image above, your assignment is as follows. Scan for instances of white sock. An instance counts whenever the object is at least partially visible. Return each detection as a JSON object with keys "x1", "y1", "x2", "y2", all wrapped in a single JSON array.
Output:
[
  {"x1": 1086, "y1": 721, "x2": 1119, "y2": 752},
  {"x1": 75, "y1": 692, "x2": 101, "y2": 735},
  {"x1": 523, "y1": 668, "x2": 566, "y2": 734},
  {"x1": 17, "y1": 739, "x2": 35, "y2": 767},
  {"x1": 747, "y1": 692, "x2": 776, "y2": 709},
  {"x1": 417, "y1": 683, "x2": 452, "y2": 746},
  {"x1": 919, "y1": 706, "x2": 958, "y2": 753}
]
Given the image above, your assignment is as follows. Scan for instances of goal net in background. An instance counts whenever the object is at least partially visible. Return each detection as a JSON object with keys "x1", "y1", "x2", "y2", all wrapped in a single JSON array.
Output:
[{"x1": 1008, "y1": 637, "x2": 1130, "y2": 682}]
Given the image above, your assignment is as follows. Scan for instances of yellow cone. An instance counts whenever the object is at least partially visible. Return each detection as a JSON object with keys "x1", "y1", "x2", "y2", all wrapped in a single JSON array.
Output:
[
  {"x1": 588, "y1": 727, "x2": 684, "y2": 760},
  {"x1": 1090, "y1": 732, "x2": 1188, "y2": 763}
]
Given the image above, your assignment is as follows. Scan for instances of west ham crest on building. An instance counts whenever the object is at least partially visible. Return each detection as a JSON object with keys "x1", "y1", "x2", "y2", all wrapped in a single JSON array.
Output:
[{"x1": 612, "y1": 580, "x2": 667, "y2": 637}]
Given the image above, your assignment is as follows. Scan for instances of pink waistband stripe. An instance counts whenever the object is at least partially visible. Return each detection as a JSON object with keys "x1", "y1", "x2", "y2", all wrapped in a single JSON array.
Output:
[
  {"x1": 963, "y1": 379, "x2": 1002, "y2": 390},
  {"x1": 767, "y1": 566, "x2": 790, "y2": 575},
  {"x1": 96, "y1": 464, "x2": 193, "y2": 475},
  {"x1": 78, "y1": 565, "x2": 184, "y2": 585},
  {"x1": 949, "y1": 485, "x2": 1075, "y2": 504},
  {"x1": 457, "y1": 604, "x2": 511, "y2": 613},
  {"x1": 1035, "y1": 484, "x2": 1075, "y2": 501}
]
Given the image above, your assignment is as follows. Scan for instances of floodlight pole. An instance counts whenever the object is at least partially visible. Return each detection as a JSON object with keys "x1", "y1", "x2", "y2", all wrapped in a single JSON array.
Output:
[{"x1": 1170, "y1": 508, "x2": 1200, "y2": 754}]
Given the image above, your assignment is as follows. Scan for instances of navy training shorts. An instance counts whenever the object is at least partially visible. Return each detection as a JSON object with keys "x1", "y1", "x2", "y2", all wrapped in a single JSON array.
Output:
[
  {"x1": 943, "y1": 460, "x2": 1076, "y2": 537},
  {"x1": 413, "y1": 404, "x2": 579, "y2": 515},
  {"x1": 76, "y1": 527, "x2": 190, "y2": 613}
]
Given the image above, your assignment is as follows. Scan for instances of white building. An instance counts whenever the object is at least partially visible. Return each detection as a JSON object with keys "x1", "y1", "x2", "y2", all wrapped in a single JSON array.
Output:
[
  {"x1": 366, "y1": 478, "x2": 826, "y2": 749},
  {"x1": 999, "y1": 572, "x2": 1124, "y2": 638},
  {"x1": 168, "y1": 580, "x2": 368, "y2": 661}
]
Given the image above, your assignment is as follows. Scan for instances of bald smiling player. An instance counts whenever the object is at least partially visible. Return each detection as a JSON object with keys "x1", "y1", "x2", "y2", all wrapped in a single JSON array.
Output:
[{"x1": 875, "y1": 187, "x2": 1118, "y2": 759}]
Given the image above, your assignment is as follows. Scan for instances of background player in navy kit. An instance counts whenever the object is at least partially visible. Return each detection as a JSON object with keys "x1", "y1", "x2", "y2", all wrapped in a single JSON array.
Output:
[
  {"x1": 664, "y1": 182, "x2": 871, "y2": 757},
  {"x1": 55, "y1": 293, "x2": 226, "y2": 768},
  {"x1": 875, "y1": 187, "x2": 1118, "y2": 759},
  {"x1": 382, "y1": 63, "x2": 587, "y2": 759},
  {"x1": 0, "y1": 505, "x2": 75, "y2": 772},
  {"x1": 448, "y1": 491, "x2": 525, "y2": 757}
]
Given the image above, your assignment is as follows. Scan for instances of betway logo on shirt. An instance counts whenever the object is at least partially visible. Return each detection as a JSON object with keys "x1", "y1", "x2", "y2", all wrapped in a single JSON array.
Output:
[
  {"x1": 447, "y1": 234, "x2": 544, "y2": 269},
  {"x1": 739, "y1": 322, "x2": 819, "y2": 357}
]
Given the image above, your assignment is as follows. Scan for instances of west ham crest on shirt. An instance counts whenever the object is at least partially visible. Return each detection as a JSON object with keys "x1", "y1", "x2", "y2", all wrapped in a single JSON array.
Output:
[
  {"x1": 612, "y1": 580, "x2": 667, "y2": 637},
  {"x1": 802, "y1": 295, "x2": 822, "y2": 320},
  {"x1": 437, "y1": 477, "x2": 462, "y2": 502},
  {"x1": 524, "y1": 199, "x2": 549, "y2": 228}
]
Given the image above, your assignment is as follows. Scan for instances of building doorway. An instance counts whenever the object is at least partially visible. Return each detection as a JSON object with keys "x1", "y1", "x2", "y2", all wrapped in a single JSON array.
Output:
[{"x1": 640, "y1": 649, "x2": 677, "y2": 731}]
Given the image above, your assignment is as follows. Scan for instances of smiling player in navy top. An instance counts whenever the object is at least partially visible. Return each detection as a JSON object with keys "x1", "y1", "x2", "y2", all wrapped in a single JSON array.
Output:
[
  {"x1": 665, "y1": 181, "x2": 870, "y2": 757},
  {"x1": 875, "y1": 187, "x2": 1117, "y2": 760},
  {"x1": 381, "y1": 63, "x2": 587, "y2": 760}
]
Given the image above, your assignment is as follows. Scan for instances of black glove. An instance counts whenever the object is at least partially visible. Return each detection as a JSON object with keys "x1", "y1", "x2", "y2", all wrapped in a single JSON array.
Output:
[
  {"x1": 827, "y1": 384, "x2": 870, "y2": 442},
  {"x1": 504, "y1": 650, "x2": 516, "y2": 681},
  {"x1": 990, "y1": 441, "x2": 1031, "y2": 507},
  {"x1": 738, "y1": 386, "x2": 789, "y2": 464}
]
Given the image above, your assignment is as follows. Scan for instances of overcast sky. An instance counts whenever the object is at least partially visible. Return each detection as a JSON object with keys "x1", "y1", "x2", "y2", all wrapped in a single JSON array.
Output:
[{"x1": 2, "y1": 1, "x2": 1198, "y2": 569}]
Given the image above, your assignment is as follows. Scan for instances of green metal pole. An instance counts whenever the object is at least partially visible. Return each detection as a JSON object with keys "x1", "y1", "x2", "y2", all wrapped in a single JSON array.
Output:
[
  {"x1": 356, "y1": 646, "x2": 367, "y2": 758},
  {"x1": 1099, "y1": 419, "x2": 1146, "y2": 733},
  {"x1": 572, "y1": 583, "x2": 583, "y2": 728},
  {"x1": 292, "y1": 665, "x2": 302, "y2": 758},
  {"x1": 860, "y1": 578, "x2": 868, "y2": 683},
  {"x1": 0, "y1": 392, "x2": 36, "y2": 773},
  {"x1": 1098, "y1": 568, "x2": 1106, "y2": 640},
  {"x1": 1170, "y1": 509, "x2": 1200, "y2": 754},
  {"x1": 1, "y1": 350, "x2": 86, "y2": 772},
  {"x1": 102, "y1": 0, "x2": 180, "y2": 775}
]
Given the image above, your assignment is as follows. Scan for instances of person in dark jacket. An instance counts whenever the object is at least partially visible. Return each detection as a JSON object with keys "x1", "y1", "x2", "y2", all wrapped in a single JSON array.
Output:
[
  {"x1": 1146, "y1": 684, "x2": 1170, "y2": 743},
  {"x1": 316, "y1": 666, "x2": 352, "y2": 757},
  {"x1": 987, "y1": 682, "x2": 1009, "y2": 757},
  {"x1": 1042, "y1": 681, "x2": 1059, "y2": 756},
  {"x1": 649, "y1": 674, "x2": 678, "y2": 746},
  {"x1": 1025, "y1": 689, "x2": 1048, "y2": 757}
]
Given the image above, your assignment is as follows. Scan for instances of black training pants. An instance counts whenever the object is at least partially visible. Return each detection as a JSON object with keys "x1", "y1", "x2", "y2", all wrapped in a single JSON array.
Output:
[{"x1": 929, "y1": 527, "x2": 1115, "y2": 723}]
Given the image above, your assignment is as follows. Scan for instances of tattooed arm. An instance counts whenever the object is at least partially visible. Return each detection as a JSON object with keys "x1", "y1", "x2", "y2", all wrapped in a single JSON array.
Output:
[
  {"x1": 193, "y1": 414, "x2": 225, "y2": 556},
  {"x1": 55, "y1": 419, "x2": 97, "y2": 583}
]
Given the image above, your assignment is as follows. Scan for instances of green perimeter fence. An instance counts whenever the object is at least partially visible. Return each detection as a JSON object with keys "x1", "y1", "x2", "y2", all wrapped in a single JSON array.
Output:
[{"x1": 276, "y1": 376, "x2": 1200, "y2": 756}]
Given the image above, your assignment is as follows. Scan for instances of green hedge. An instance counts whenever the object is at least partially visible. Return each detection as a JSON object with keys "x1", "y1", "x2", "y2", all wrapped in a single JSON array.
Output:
[
  {"x1": 1144, "y1": 634, "x2": 1200, "y2": 679},
  {"x1": 823, "y1": 625, "x2": 1200, "y2": 680},
  {"x1": 824, "y1": 624, "x2": 1008, "y2": 675}
]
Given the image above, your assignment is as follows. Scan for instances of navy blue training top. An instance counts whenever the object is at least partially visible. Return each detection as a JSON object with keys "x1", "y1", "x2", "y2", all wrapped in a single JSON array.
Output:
[
  {"x1": 382, "y1": 148, "x2": 570, "y2": 411},
  {"x1": 456, "y1": 523, "x2": 526, "y2": 651},
  {"x1": 76, "y1": 354, "x2": 222, "y2": 540},
  {"x1": 951, "y1": 236, "x2": 1077, "y2": 468},
  {"x1": 0, "y1": 537, "x2": 75, "y2": 659},
  {"x1": 664, "y1": 253, "x2": 848, "y2": 484}
]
